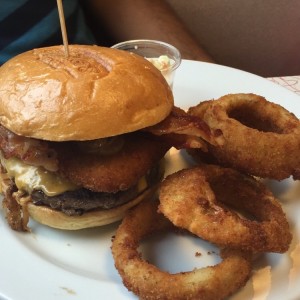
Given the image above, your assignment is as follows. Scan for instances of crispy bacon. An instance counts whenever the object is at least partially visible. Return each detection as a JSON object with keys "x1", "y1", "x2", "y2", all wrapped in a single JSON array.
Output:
[
  {"x1": 154, "y1": 133, "x2": 208, "y2": 151},
  {"x1": 0, "y1": 170, "x2": 26, "y2": 231},
  {"x1": 0, "y1": 125, "x2": 58, "y2": 171},
  {"x1": 145, "y1": 106, "x2": 224, "y2": 149},
  {"x1": 0, "y1": 107, "x2": 223, "y2": 173}
]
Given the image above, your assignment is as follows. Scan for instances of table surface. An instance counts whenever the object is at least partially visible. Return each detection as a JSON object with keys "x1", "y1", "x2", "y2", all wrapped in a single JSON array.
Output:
[{"x1": 268, "y1": 76, "x2": 300, "y2": 96}]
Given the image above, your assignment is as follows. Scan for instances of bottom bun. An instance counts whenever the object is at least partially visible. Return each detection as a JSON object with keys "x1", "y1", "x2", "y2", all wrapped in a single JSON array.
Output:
[{"x1": 27, "y1": 187, "x2": 157, "y2": 230}]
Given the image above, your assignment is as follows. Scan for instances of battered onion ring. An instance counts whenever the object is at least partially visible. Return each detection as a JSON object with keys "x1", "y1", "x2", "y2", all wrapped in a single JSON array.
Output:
[
  {"x1": 112, "y1": 198, "x2": 252, "y2": 300},
  {"x1": 159, "y1": 164, "x2": 292, "y2": 253},
  {"x1": 188, "y1": 93, "x2": 300, "y2": 180}
]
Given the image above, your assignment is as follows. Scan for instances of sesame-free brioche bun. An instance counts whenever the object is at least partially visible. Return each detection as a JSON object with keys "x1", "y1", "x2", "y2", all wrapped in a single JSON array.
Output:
[{"x1": 0, "y1": 45, "x2": 173, "y2": 141}]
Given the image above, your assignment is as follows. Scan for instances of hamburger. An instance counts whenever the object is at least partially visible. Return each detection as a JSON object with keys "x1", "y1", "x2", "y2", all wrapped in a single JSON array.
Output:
[{"x1": 0, "y1": 45, "x2": 173, "y2": 231}]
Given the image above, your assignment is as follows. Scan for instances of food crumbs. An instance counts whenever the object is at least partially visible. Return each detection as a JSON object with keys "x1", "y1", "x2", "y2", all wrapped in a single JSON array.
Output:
[
  {"x1": 60, "y1": 287, "x2": 76, "y2": 295},
  {"x1": 195, "y1": 252, "x2": 202, "y2": 257}
]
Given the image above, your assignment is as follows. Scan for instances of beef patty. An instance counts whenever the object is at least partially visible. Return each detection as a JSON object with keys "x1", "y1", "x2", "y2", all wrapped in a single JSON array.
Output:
[{"x1": 31, "y1": 163, "x2": 163, "y2": 216}]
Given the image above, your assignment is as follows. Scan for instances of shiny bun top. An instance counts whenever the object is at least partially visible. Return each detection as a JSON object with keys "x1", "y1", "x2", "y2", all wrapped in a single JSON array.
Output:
[{"x1": 0, "y1": 45, "x2": 173, "y2": 141}]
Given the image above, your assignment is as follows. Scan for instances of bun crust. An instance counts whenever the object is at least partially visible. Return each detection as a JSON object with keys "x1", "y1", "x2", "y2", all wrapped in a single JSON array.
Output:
[
  {"x1": 0, "y1": 45, "x2": 173, "y2": 141},
  {"x1": 27, "y1": 187, "x2": 156, "y2": 230}
]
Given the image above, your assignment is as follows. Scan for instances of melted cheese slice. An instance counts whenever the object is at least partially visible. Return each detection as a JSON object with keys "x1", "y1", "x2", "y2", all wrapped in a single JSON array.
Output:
[
  {"x1": 0, "y1": 155, "x2": 163, "y2": 198},
  {"x1": 1, "y1": 156, "x2": 78, "y2": 196}
]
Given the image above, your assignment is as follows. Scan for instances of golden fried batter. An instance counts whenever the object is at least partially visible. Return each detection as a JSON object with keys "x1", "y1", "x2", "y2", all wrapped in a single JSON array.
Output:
[
  {"x1": 188, "y1": 93, "x2": 300, "y2": 180},
  {"x1": 159, "y1": 164, "x2": 292, "y2": 253},
  {"x1": 55, "y1": 133, "x2": 169, "y2": 193},
  {"x1": 112, "y1": 198, "x2": 252, "y2": 300}
]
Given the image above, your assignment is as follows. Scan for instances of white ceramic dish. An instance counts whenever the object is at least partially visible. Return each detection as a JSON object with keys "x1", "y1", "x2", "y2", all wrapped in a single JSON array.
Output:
[{"x1": 1, "y1": 60, "x2": 300, "y2": 300}]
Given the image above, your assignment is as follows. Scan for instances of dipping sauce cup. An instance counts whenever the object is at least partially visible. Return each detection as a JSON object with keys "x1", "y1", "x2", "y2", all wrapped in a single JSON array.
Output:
[{"x1": 112, "y1": 39, "x2": 181, "y2": 88}]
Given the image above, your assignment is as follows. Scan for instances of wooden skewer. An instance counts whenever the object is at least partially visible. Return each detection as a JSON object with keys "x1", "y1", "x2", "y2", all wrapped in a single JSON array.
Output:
[{"x1": 56, "y1": 0, "x2": 69, "y2": 57}]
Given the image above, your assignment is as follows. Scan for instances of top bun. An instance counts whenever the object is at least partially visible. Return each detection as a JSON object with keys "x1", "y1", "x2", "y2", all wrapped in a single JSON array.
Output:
[{"x1": 0, "y1": 45, "x2": 173, "y2": 141}]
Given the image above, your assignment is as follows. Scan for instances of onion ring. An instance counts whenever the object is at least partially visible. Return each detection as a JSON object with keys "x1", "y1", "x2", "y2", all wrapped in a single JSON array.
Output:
[
  {"x1": 188, "y1": 93, "x2": 300, "y2": 180},
  {"x1": 112, "y1": 198, "x2": 252, "y2": 300},
  {"x1": 159, "y1": 164, "x2": 292, "y2": 253}
]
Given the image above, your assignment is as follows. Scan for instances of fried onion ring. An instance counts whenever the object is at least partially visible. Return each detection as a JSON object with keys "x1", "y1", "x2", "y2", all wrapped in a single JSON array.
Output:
[
  {"x1": 112, "y1": 198, "x2": 252, "y2": 300},
  {"x1": 159, "y1": 164, "x2": 292, "y2": 253},
  {"x1": 188, "y1": 93, "x2": 300, "y2": 180},
  {"x1": 54, "y1": 133, "x2": 169, "y2": 193}
]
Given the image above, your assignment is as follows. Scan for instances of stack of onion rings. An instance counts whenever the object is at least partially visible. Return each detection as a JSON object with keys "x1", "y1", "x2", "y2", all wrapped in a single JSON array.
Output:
[
  {"x1": 111, "y1": 93, "x2": 294, "y2": 299},
  {"x1": 188, "y1": 93, "x2": 300, "y2": 180},
  {"x1": 159, "y1": 164, "x2": 292, "y2": 253},
  {"x1": 111, "y1": 198, "x2": 252, "y2": 300}
]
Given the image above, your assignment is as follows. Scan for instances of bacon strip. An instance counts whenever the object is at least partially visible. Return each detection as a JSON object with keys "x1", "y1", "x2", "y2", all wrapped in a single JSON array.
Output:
[
  {"x1": 0, "y1": 171, "x2": 27, "y2": 231},
  {"x1": 145, "y1": 106, "x2": 224, "y2": 149},
  {"x1": 0, "y1": 125, "x2": 58, "y2": 171},
  {"x1": 0, "y1": 107, "x2": 223, "y2": 171}
]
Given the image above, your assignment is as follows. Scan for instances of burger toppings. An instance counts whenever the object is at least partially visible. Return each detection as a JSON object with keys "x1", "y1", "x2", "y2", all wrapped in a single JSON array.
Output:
[
  {"x1": 31, "y1": 163, "x2": 163, "y2": 216},
  {"x1": 75, "y1": 136, "x2": 125, "y2": 156},
  {"x1": 53, "y1": 132, "x2": 170, "y2": 193},
  {"x1": 0, "y1": 154, "x2": 78, "y2": 196},
  {"x1": 1, "y1": 158, "x2": 163, "y2": 231},
  {"x1": 0, "y1": 130, "x2": 167, "y2": 230},
  {"x1": 145, "y1": 106, "x2": 224, "y2": 148},
  {"x1": 0, "y1": 173, "x2": 25, "y2": 231},
  {"x1": 0, "y1": 125, "x2": 58, "y2": 172}
]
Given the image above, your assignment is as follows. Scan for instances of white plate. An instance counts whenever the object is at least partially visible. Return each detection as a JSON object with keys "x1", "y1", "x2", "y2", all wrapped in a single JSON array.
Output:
[{"x1": 1, "y1": 60, "x2": 300, "y2": 300}]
